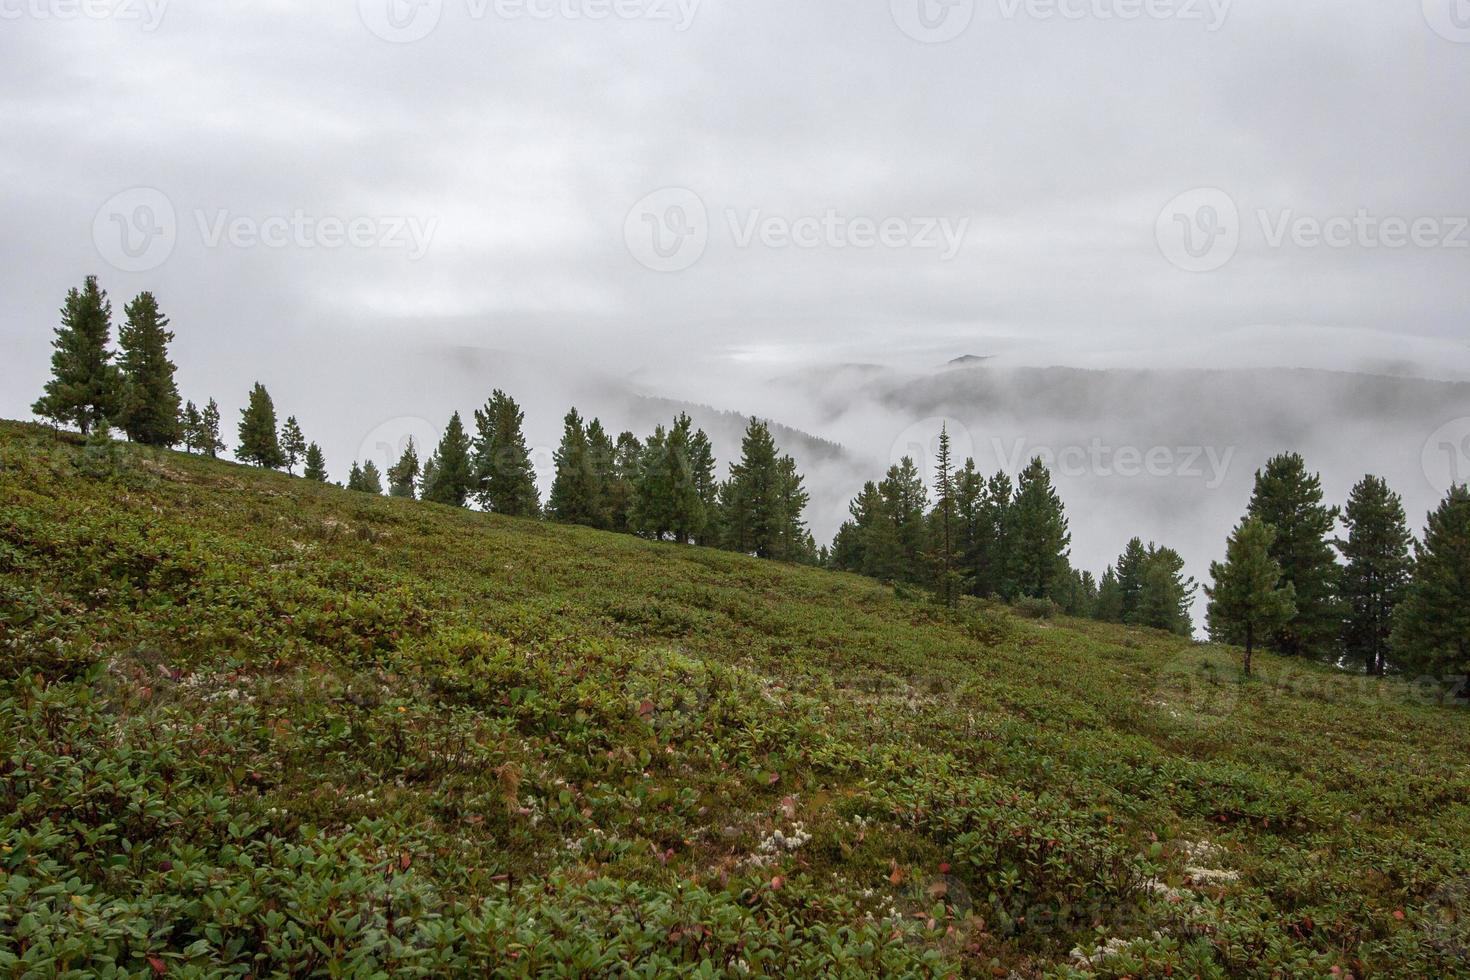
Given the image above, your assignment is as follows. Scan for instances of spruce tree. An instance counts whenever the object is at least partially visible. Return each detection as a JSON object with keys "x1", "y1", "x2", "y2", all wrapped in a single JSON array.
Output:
[
  {"x1": 687, "y1": 426, "x2": 720, "y2": 546},
  {"x1": 928, "y1": 425, "x2": 962, "y2": 607},
  {"x1": 549, "y1": 408, "x2": 600, "y2": 526},
  {"x1": 200, "y1": 399, "x2": 225, "y2": 458},
  {"x1": 33, "y1": 275, "x2": 119, "y2": 435},
  {"x1": 774, "y1": 454, "x2": 811, "y2": 561},
  {"x1": 114, "y1": 292, "x2": 183, "y2": 446},
  {"x1": 359, "y1": 460, "x2": 384, "y2": 495},
  {"x1": 1206, "y1": 517, "x2": 1297, "y2": 675},
  {"x1": 585, "y1": 419, "x2": 618, "y2": 530},
  {"x1": 303, "y1": 442, "x2": 329, "y2": 482},
  {"x1": 422, "y1": 412, "x2": 473, "y2": 506},
  {"x1": 1114, "y1": 537, "x2": 1150, "y2": 624},
  {"x1": 1094, "y1": 567, "x2": 1123, "y2": 622},
  {"x1": 723, "y1": 418, "x2": 785, "y2": 559},
  {"x1": 606, "y1": 432, "x2": 642, "y2": 533},
  {"x1": 279, "y1": 416, "x2": 306, "y2": 475},
  {"x1": 181, "y1": 401, "x2": 203, "y2": 453},
  {"x1": 387, "y1": 437, "x2": 420, "y2": 499},
  {"x1": 237, "y1": 383, "x2": 284, "y2": 468},
  {"x1": 877, "y1": 457, "x2": 928, "y2": 582},
  {"x1": 472, "y1": 390, "x2": 541, "y2": 517},
  {"x1": 665, "y1": 414, "x2": 706, "y2": 544},
  {"x1": 346, "y1": 461, "x2": 364, "y2": 491},
  {"x1": 1390, "y1": 485, "x2": 1470, "y2": 685},
  {"x1": 1005, "y1": 457, "x2": 1071, "y2": 600},
  {"x1": 1339, "y1": 475, "x2": 1414, "y2": 675},
  {"x1": 977, "y1": 471, "x2": 1014, "y2": 597},
  {"x1": 832, "y1": 481, "x2": 884, "y2": 575},
  {"x1": 1135, "y1": 545, "x2": 1197, "y2": 636},
  {"x1": 1246, "y1": 453, "x2": 1343, "y2": 658}
]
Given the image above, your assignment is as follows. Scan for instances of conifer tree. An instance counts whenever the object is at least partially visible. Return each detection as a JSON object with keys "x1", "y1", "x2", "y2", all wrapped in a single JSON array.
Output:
[
  {"x1": 33, "y1": 275, "x2": 119, "y2": 435},
  {"x1": 1207, "y1": 517, "x2": 1297, "y2": 675},
  {"x1": 723, "y1": 418, "x2": 787, "y2": 559},
  {"x1": 422, "y1": 412, "x2": 473, "y2": 507},
  {"x1": 975, "y1": 471, "x2": 1014, "y2": 597},
  {"x1": 1135, "y1": 545, "x2": 1197, "y2": 636},
  {"x1": 200, "y1": 399, "x2": 225, "y2": 458},
  {"x1": 585, "y1": 418, "x2": 618, "y2": 529},
  {"x1": 1114, "y1": 537, "x2": 1150, "y2": 624},
  {"x1": 387, "y1": 437, "x2": 420, "y2": 498},
  {"x1": 1005, "y1": 457, "x2": 1071, "y2": 600},
  {"x1": 472, "y1": 390, "x2": 541, "y2": 517},
  {"x1": 1246, "y1": 453, "x2": 1343, "y2": 658},
  {"x1": 877, "y1": 457, "x2": 928, "y2": 582},
  {"x1": 606, "y1": 431, "x2": 642, "y2": 533},
  {"x1": 1094, "y1": 566, "x2": 1123, "y2": 622},
  {"x1": 1339, "y1": 475, "x2": 1414, "y2": 675},
  {"x1": 303, "y1": 442, "x2": 329, "y2": 482},
  {"x1": 549, "y1": 408, "x2": 601, "y2": 526},
  {"x1": 688, "y1": 426, "x2": 720, "y2": 546},
  {"x1": 346, "y1": 461, "x2": 363, "y2": 490},
  {"x1": 359, "y1": 460, "x2": 384, "y2": 494},
  {"x1": 927, "y1": 426, "x2": 962, "y2": 607},
  {"x1": 181, "y1": 401, "x2": 203, "y2": 453},
  {"x1": 832, "y1": 481, "x2": 885, "y2": 575},
  {"x1": 1058, "y1": 568, "x2": 1099, "y2": 617},
  {"x1": 280, "y1": 416, "x2": 306, "y2": 475},
  {"x1": 1390, "y1": 485, "x2": 1470, "y2": 684},
  {"x1": 114, "y1": 291, "x2": 183, "y2": 447},
  {"x1": 237, "y1": 383, "x2": 284, "y2": 468},
  {"x1": 774, "y1": 453, "x2": 811, "y2": 561}
]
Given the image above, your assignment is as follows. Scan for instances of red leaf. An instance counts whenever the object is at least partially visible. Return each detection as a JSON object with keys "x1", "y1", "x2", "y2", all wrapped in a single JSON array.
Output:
[
  {"x1": 148, "y1": 957, "x2": 167, "y2": 975},
  {"x1": 770, "y1": 875, "x2": 784, "y2": 890},
  {"x1": 638, "y1": 700, "x2": 655, "y2": 717},
  {"x1": 938, "y1": 862, "x2": 951, "y2": 874},
  {"x1": 399, "y1": 853, "x2": 412, "y2": 871},
  {"x1": 766, "y1": 772, "x2": 780, "y2": 786}
]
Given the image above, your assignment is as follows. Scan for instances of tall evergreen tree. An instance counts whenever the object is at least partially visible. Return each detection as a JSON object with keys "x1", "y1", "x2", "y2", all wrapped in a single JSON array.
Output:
[
  {"x1": 869, "y1": 457, "x2": 928, "y2": 582},
  {"x1": 665, "y1": 414, "x2": 706, "y2": 544},
  {"x1": 1114, "y1": 537, "x2": 1150, "y2": 624},
  {"x1": 774, "y1": 453, "x2": 812, "y2": 562},
  {"x1": 722, "y1": 418, "x2": 789, "y2": 559},
  {"x1": 472, "y1": 390, "x2": 541, "y2": 517},
  {"x1": 1206, "y1": 517, "x2": 1297, "y2": 675},
  {"x1": 1057, "y1": 568, "x2": 1099, "y2": 617},
  {"x1": 359, "y1": 460, "x2": 384, "y2": 494},
  {"x1": 422, "y1": 412, "x2": 473, "y2": 507},
  {"x1": 1246, "y1": 453, "x2": 1343, "y2": 658},
  {"x1": 975, "y1": 471, "x2": 1014, "y2": 597},
  {"x1": 1005, "y1": 457, "x2": 1071, "y2": 600},
  {"x1": 927, "y1": 426, "x2": 962, "y2": 607},
  {"x1": 1094, "y1": 566, "x2": 1123, "y2": 622},
  {"x1": 181, "y1": 401, "x2": 203, "y2": 453},
  {"x1": 953, "y1": 458, "x2": 984, "y2": 592},
  {"x1": 115, "y1": 291, "x2": 182, "y2": 447},
  {"x1": 585, "y1": 419, "x2": 618, "y2": 530},
  {"x1": 303, "y1": 442, "x2": 329, "y2": 482},
  {"x1": 200, "y1": 399, "x2": 226, "y2": 458},
  {"x1": 1135, "y1": 545, "x2": 1197, "y2": 636},
  {"x1": 832, "y1": 481, "x2": 885, "y2": 575},
  {"x1": 387, "y1": 437, "x2": 420, "y2": 499},
  {"x1": 605, "y1": 431, "x2": 642, "y2": 533},
  {"x1": 280, "y1": 416, "x2": 306, "y2": 475},
  {"x1": 1390, "y1": 485, "x2": 1470, "y2": 685},
  {"x1": 237, "y1": 383, "x2": 284, "y2": 469},
  {"x1": 33, "y1": 275, "x2": 119, "y2": 435},
  {"x1": 632, "y1": 425, "x2": 674, "y2": 539},
  {"x1": 687, "y1": 425, "x2": 720, "y2": 546},
  {"x1": 1339, "y1": 475, "x2": 1414, "y2": 675},
  {"x1": 346, "y1": 461, "x2": 364, "y2": 490},
  {"x1": 549, "y1": 408, "x2": 601, "y2": 526}
]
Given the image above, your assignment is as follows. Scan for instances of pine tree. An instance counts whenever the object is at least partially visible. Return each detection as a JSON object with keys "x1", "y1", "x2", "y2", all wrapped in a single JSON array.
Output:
[
  {"x1": 606, "y1": 432, "x2": 642, "y2": 533},
  {"x1": 200, "y1": 399, "x2": 225, "y2": 458},
  {"x1": 662, "y1": 414, "x2": 705, "y2": 543},
  {"x1": 472, "y1": 390, "x2": 541, "y2": 517},
  {"x1": 1339, "y1": 475, "x2": 1414, "y2": 675},
  {"x1": 773, "y1": 454, "x2": 811, "y2": 561},
  {"x1": 1114, "y1": 537, "x2": 1150, "y2": 624},
  {"x1": 114, "y1": 291, "x2": 183, "y2": 446},
  {"x1": 1058, "y1": 568, "x2": 1099, "y2": 617},
  {"x1": 585, "y1": 419, "x2": 618, "y2": 530},
  {"x1": 1005, "y1": 457, "x2": 1071, "y2": 600},
  {"x1": 387, "y1": 437, "x2": 420, "y2": 498},
  {"x1": 688, "y1": 426, "x2": 720, "y2": 546},
  {"x1": 422, "y1": 412, "x2": 473, "y2": 507},
  {"x1": 359, "y1": 460, "x2": 384, "y2": 494},
  {"x1": 33, "y1": 275, "x2": 119, "y2": 435},
  {"x1": 1135, "y1": 545, "x2": 1197, "y2": 636},
  {"x1": 278, "y1": 417, "x2": 306, "y2": 475},
  {"x1": 723, "y1": 418, "x2": 786, "y2": 559},
  {"x1": 927, "y1": 425, "x2": 962, "y2": 607},
  {"x1": 877, "y1": 457, "x2": 928, "y2": 582},
  {"x1": 1390, "y1": 485, "x2": 1470, "y2": 685},
  {"x1": 953, "y1": 458, "x2": 983, "y2": 591},
  {"x1": 832, "y1": 481, "x2": 884, "y2": 575},
  {"x1": 346, "y1": 461, "x2": 364, "y2": 491},
  {"x1": 975, "y1": 471, "x2": 1013, "y2": 597},
  {"x1": 237, "y1": 383, "x2": 284, "y2": 468},
  {"x1": 1246, "y1": 453, "x2": 1343, "y2": 659},
  {"x1": 549, "y1": 408, "x2": 601, "y2": 526},
  {"x1": 1206, "y1": 517, "x2": 1297, "y2": 675},
  {"x1": 1094, "y1": 566, "x2": 1123, "y2": 622},
  {"x1": 181, "y1": 401, "x2": 203, "y2": 453},
  {"x1": 303, "y1": 442, "x2": 329, "y2": 482}
]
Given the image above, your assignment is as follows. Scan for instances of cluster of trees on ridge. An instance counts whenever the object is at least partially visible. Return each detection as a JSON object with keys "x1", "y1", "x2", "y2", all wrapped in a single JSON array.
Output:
[{"x1": 29, "y1": 275, "x2": 1470, "y2": 689}]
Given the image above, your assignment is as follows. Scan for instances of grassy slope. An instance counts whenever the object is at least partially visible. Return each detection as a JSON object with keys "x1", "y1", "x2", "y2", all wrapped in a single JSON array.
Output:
[{"x1": 1, "y1": 420, "x2": 1467, "y2": 978}]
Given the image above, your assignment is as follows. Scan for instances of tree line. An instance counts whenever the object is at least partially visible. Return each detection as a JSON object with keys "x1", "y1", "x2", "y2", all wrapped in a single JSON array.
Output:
[{"x1": 30, "y1": 276, "x2": 1469, "y2": 687}]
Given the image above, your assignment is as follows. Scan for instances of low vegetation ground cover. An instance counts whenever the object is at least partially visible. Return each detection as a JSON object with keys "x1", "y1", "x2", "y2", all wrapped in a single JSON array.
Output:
[{"x1": 1, "y1": 420, "x2": 1467, "y2": 977}]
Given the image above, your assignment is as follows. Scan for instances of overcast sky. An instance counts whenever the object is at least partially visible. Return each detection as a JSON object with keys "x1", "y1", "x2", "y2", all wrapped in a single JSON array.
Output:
[{"x1": 2, "y1": 1, "x2": 1468, "y2": 481}]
